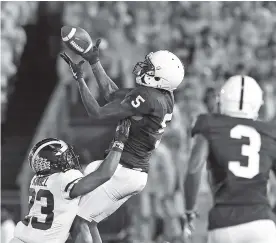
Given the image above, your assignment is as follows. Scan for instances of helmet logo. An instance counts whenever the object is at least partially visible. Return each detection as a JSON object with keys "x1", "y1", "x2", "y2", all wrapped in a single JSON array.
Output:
[{"x1": 55, "y1": 143, "x2": 68, "y2": 155}]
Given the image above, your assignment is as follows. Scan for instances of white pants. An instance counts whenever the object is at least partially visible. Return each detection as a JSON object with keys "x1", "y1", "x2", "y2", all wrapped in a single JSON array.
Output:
[
  {"x1": 78, "y1": 160, "x2": 148, "y2": 223},
  {"x1": 207, "y1": 219, "x2": 276, "y2": 243},
  {"x1": 9, "y1": 238, "x2": 25, "y2": 243}
]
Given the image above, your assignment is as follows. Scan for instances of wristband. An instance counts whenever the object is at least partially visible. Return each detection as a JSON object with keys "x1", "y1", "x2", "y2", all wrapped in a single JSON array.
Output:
[{"x1": 111, "y1": 141, "x2": 124, "y2": 152}]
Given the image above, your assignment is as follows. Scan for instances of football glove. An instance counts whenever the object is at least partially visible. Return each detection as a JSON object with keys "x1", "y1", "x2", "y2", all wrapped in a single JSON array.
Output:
[
  {"x1": 111, "y1": 119, "x2": 131, "y2": 152},
  {"x1": 82, "y1": 38, "x2": 101, "y2": 65},
  {"x1": 114, "y1": 119, "x2": 131, "y2": 144},
  {"x1": 183, "y1": 210, "x2": 198, "y2": 239},
  {"x1": 60, "y1": 52, "x2": 85, "y2": 81}
]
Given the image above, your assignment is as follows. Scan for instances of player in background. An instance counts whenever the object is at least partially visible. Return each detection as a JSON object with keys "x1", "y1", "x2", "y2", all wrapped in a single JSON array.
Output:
[
  {"x1": 184, "y1": 75, "x2": 276, "y2": 243},
  {"x1": 60, "y1": 38, "x2": 185, "y2": 243},
  {"x1": 203, "y1": 86, "x2": 217, "y2": 113},
  {"x1": 10, "y1": 119, "x2": 131, "y2": 243}
]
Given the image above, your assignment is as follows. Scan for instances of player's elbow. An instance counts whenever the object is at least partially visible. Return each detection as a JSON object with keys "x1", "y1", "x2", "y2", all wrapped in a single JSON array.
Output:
[
  {"x1": 88, "y1": 109, "x2": 101, "y2": 118},
  {"x1": 90, "y1": 109, "x2": 111, "y2": 121},
  {"x1": 87, "y1": 111, "x2": 106, "y2": 122}
]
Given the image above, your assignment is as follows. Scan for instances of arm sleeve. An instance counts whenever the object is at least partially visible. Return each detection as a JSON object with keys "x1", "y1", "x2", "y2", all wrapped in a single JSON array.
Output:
[
  {"x1": 121, "y1": 87, "x2": 154, "y2": 115},
  {"x1": 61, "y1": 169, "x2": 83, "y2": 200},
  {"x1": 191, "y1": 114, "x2": 209, "y2": 137}
]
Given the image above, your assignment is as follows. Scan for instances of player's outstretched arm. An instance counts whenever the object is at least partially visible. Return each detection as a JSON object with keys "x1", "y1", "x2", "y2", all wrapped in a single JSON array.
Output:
[
  {"x1": 82, "y1": 39, "x2": 119, "y2": 102},
  {"x1": 70, "y1": 119, "x2": 131, "y2": 198},
  {"x1": 83, "y1": 87, "x2": 152, "y2": 121},
  {"x1": 184, "y1": 134, "x2": 209, "y2": 211},
  {"x1": 60, "y1": 52, "x2": 102, "y2": 117},
  {"x1": 60, "y1": 52, "x2": 135, "y2": 120}
]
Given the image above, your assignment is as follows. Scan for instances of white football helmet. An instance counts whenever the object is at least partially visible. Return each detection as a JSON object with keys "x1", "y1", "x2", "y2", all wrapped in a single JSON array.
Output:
[
  {"x1": 133, "y1": 50, "x2": 185, "y2": 91},
  {"x1": 219, "y1": 75, "x2": 263, "y2": 120}
]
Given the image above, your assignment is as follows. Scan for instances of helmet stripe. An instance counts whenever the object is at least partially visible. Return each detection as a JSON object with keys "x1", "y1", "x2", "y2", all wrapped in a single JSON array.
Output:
[
  {"x1": 239, "y1": 76, "x2": 245, "y2": 110},
  {"x1": 30, "y1": 140, "x2": 65, "y2": 171}
]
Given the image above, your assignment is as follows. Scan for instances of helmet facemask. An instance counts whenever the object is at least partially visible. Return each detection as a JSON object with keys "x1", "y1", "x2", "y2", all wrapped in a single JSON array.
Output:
[
  {"x1": 133, "y1": 53, "x2": 155, "y2": 78},
  {"x1": 61, "y1": 145, "x2": 81, "y2": 171}
]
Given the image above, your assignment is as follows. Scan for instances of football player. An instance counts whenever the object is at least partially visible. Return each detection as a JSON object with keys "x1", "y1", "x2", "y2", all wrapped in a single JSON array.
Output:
[
  {"x1": 184, "y1": 75, "x2": 276, "y2": 243},
  {"x1": 10, "y1": 119, "x2": 131, "y2": 243},
  {"x1": 60, "y1": 39, "x2": 185, "y2": 243}
]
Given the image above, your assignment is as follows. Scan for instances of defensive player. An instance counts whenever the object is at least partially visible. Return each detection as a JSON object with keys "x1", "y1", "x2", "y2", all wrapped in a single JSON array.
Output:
[
  {"x1": 184, "y1": 75, "x2": 276, "y2": 243},
  {"x1": 10, "y1": 119, "x2": 131, "y2": 243},
  {"x1": 60, "y1": 39, "x2": 185, "y2": 243}
]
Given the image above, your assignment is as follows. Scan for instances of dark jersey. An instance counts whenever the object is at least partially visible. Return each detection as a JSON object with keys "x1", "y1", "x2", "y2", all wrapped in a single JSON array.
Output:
[
  {"x1": 192, "y1": 114, "x2": 276, "y2": 229},
  {"x1": 111, "y1": 86, "x2": 174, "y2": 172}
]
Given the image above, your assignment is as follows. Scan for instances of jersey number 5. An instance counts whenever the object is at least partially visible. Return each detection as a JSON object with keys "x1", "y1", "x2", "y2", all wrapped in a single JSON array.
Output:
[
  {"x1": 228, "y1": 125, "x2": 261, "y2": 179},
  {"x1": 26, "y1": 188, "x2": 54, "y2": 230},
  {"x1": 131, "y1": 95, "x2": 145, "y2": 108}
]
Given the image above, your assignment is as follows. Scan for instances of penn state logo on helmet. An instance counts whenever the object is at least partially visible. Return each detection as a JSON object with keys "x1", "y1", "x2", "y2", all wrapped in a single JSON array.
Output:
[
  {"x1": 133, "y1": 50, "x2": 185, "y2": 91},
  {"x1": 28, "y1": 138, "x2": 80, "y2": 175}
]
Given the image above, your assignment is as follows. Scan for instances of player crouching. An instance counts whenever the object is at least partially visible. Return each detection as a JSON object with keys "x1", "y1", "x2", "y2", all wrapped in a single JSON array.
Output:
[
  {"x1": 184, "y1": 75, "x2": 276, "y2": 243},
  {"x1": 9, "y1": 119, "x2": 131, "y2": 243}
]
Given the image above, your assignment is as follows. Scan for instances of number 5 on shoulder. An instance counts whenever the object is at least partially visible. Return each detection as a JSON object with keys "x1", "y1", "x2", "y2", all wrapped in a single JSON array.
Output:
[{"x1": 131, "y1": 95, "x2": 145, "y2": 108}]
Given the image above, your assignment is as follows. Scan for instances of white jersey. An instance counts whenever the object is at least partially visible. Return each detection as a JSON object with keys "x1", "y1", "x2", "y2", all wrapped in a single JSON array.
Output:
[{"x1": 14, "y1": 169, "x2": 83, "y2": 243}]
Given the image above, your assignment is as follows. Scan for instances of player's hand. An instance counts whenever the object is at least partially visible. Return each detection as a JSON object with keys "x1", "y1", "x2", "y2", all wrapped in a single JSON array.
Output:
[
  {"x1": 82, "y1": 38, "x2": 101, "y2": 65},
  {"x1": 60, "y1": 52, "x2": 85, "y2": 81},
  {"x1": 114, "y1": 119, "x2": 131, "y2": 144},
  {"x1": 183, "y1": 211, "x2": 198, "y2": 239}
]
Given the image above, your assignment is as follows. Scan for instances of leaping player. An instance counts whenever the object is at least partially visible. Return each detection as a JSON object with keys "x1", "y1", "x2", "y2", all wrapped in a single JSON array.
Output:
[
  {"x1": 184, "y1": 75, "x2": 276, "y2": 243},
  {"x1": 60, "y1": 38, "x2": 185, "y2": 243},
  {"x1": 9, "y1": 119, "x2": 131, "y2": 243}
]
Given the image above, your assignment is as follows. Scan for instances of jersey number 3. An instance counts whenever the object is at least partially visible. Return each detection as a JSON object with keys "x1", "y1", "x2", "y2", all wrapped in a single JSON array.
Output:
[
  {"x1": 228, "y1": 125, "x2": 261, "y2": 179},
  {"x1": 26, "y1": 188, "x2": 54, "y2": 230}
]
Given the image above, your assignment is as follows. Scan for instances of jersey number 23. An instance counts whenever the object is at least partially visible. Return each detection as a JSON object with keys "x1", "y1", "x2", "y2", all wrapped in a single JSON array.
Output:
[{"x1": 25, "y1": 188, "x2": 54, "y2": 230}]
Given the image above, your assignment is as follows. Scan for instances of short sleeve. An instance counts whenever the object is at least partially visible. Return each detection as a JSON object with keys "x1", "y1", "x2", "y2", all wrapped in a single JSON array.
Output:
[
  {"x1": 121, "y1": 87, "x2": 153, "y2": 115},
  {"x1": 191, "y1": 114, "x2": 209, "y2": 137},
  {"x1": 61, "y1": 169, "x2": 83, "y2": 200}
]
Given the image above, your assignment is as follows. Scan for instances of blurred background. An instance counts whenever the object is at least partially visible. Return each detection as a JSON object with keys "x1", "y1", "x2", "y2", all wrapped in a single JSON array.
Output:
[{"x1": 2, "y1": 1, "x2": 276, "y2": 243}]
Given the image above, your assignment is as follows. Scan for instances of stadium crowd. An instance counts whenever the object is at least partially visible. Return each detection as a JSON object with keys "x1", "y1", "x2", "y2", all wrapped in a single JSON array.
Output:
[
  {"x1": 1, "y1": 1, "x2": 38, "y2": 123},
  {"x1": 2, "y1": 2, "x2": 276, "y2": 243}
]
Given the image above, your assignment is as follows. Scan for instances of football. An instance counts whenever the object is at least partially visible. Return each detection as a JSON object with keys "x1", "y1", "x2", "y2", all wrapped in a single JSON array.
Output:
[{"x1": 61, "y1": 26, "x2": 93, "y2": 54}]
